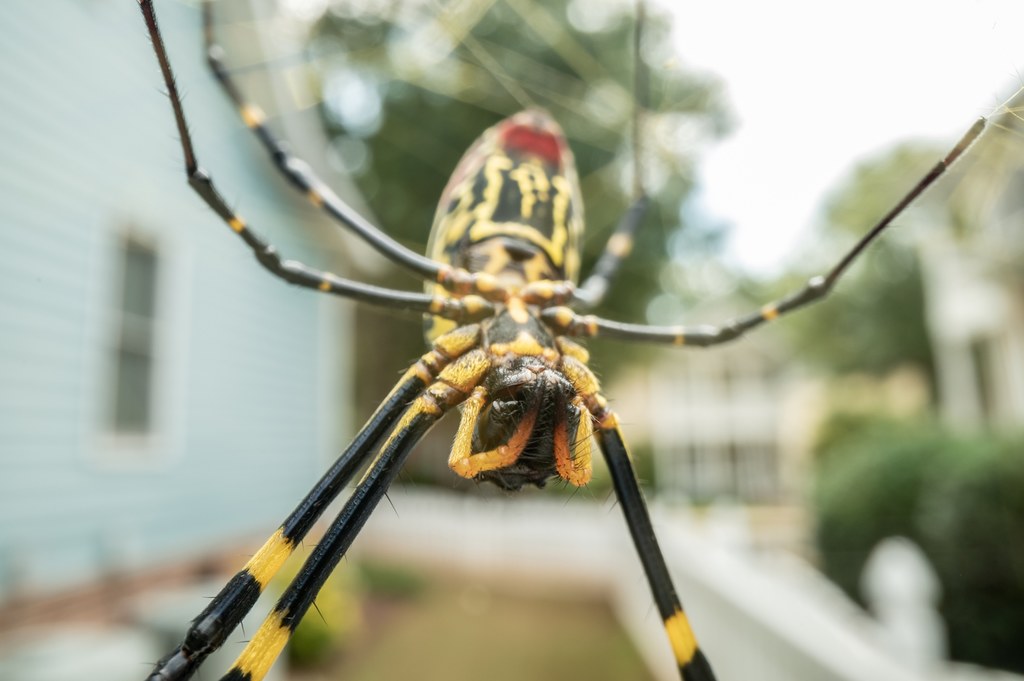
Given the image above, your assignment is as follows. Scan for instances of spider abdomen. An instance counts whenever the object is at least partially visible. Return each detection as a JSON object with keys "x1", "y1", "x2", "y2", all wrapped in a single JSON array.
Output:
[{"x1": 424, "y1": 110, "x2": 584, "y2": 341}]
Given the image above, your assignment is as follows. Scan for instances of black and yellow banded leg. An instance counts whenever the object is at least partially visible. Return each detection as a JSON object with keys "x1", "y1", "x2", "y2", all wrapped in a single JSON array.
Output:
[
  {"x1": 597, "y1": 418, "x2": 716, "y2": 681},
  {"x1": 557, "y1": 355, "x2": 715, "y2": 680},
  {"x1": 576, "y1": 0, "x2": 647, "y2": 309},
  {"x1": 199, "y1": 1, "x2": 443, "y2": 281},
  {"x1": 220, "y1": 350, "x2": 492, "y2": 681},
  {"x1": 143, "y1": 379, "x2": 412, "y2": 681},
  {"x1": 574, "y1": 195, "x2": 647, "y2": 308},
  {"x1": 221, "y1": 404, "x2": 439, "y2": 681},
  {"x1": 139, "y1": 1, "x2": 498, "y2": 319},
  {"x1": 145, "y1": 326, "x2": 484, "y2": 681},
  {"x1": 546, "y1": 115, "x2": 986, "y2": 348}
]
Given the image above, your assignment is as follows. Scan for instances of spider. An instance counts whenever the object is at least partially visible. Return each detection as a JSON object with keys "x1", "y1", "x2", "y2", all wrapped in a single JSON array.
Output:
[{"x1": 136, "y1": 1, "x2": 987, "y2": 680}]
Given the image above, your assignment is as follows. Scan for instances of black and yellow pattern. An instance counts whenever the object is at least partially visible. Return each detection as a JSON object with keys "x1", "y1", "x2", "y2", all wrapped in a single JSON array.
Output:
[
  {"x1": 423, "y1": 109, "x2": 584, "y2": 341},
  {"x1": 138, "y1": 0, "x2": 991, "y2": 679}
]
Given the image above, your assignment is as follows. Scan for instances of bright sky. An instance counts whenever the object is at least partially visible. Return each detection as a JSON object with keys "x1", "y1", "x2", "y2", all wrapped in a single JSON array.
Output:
[{"x1": 660, "y1": 0, "x2": 1024, "y2": 276}]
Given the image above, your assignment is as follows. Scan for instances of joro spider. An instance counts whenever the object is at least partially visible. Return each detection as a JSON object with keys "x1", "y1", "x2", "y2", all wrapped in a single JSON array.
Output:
[{"x1": 137, "y1": 1, "x2": 988, "y2": 680}]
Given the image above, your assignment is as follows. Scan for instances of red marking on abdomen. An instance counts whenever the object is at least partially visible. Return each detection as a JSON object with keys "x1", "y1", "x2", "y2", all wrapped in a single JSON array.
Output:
[{"x1": 500, "y1": 124, "x2": 563, "y2": 167}]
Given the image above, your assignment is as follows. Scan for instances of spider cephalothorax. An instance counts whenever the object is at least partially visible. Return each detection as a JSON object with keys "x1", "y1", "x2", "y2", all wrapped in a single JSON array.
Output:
[{"x1": 448, "y1": 308, "x2": 594, "y2": 491}]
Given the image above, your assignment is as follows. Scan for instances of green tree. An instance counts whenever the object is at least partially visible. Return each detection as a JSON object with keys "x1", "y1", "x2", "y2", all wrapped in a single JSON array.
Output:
[{"x1": 781, "y1": 143, "x2": 947, "y2": 382}]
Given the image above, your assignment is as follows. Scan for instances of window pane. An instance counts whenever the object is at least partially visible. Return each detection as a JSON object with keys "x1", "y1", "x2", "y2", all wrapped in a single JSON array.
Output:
[
  {"x1": 113, "y1": 348, "x2": 152, "y2": 432},
  {"x1": 121, "y1": 241, "x2": 158, "y2": 319},
  {"x1": 109, "y1": 237, "x2": 158, "y2": 434}
]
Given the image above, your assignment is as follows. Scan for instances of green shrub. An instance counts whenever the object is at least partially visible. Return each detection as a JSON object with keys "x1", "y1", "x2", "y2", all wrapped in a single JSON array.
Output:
[
  {"x1": 813, "y1": 415, "x2": 1024, "y2": 673},
  {"x1": 918, "y1": 435, "x2": 1024, "y2": 671},
  {"x1": 814, "y1": 417, "x2": 953, "y2": 600}
]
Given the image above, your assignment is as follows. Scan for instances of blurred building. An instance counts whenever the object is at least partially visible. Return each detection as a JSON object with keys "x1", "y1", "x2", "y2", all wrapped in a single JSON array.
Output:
[
  {"x1": 0, "y1": 0, "x2": 367, "y2": 624},
  {"x1": 609, "y1": 323, "x2": 811, "y2": 506},
  {"x1": 606, "y1": 303, "x2": 817, "y2": 554}
]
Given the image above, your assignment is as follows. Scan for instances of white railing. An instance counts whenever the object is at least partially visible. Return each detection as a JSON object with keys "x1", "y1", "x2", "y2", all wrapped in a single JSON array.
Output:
[{"x1": 352, "y1": 488, "x2": 1021, "y2": 681}]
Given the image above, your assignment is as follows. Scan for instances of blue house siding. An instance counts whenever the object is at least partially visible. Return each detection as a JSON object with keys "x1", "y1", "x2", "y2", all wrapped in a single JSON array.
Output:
[{"x1": 0, "y1": 2, "x2": 357, "y2": 595}]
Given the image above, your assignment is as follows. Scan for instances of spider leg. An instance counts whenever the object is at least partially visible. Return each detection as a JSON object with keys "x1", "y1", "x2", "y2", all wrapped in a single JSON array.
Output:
[
  {"x1": 217, "y1": 349, "x2": 492, "y2": 681},
  {"x1": 145, "y1": 325, "x2": 485, "y2": 681},
  {"x1": 574, "y1": 196, "x2": 648, "y2": 308},
  {"x1": 558, "y1": 353, "x2": 715, "y2": 680},
  {"x1": 597, "y1": 421, "x2": 716, "y2": 681},
  {"x1": 218, "y1": 404, "x2": 439, "y2": 681},
  {"x1": 139, "y1": 1, "x2": 495, "y2": 318},
  {"x1": 549, "y1": 116, "x2": 986, "y2": 346},
  {"x1": 574, "y1": 0, "x2": 648, "y2": 309},
  {"x1": 199, "y1": 0, "x2": 443, "y2": 281}
]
